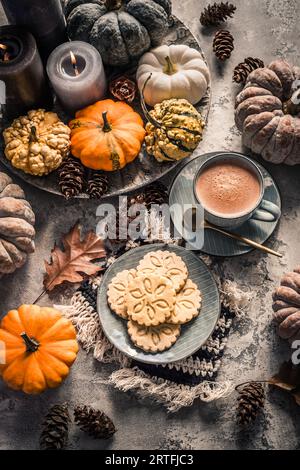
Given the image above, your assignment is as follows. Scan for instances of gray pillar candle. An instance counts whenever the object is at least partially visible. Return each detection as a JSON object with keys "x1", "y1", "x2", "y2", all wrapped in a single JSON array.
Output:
[
  {"x1": 0, "y1": 0, "x2": 68, "y2": 61},
  {"x1": 0, "y1": 26, "x2": 52, "y2": 119},
  {"x1": 47, "y1": 41, "x2": 107, "y2": 114}
]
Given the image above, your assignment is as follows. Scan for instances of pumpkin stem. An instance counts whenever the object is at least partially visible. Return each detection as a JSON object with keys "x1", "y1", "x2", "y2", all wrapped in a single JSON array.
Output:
[
  {"x1": 164, "y1": 56, "x2": 177, "y2": 75},
  {"x1": 283, "y1": 88, "x2": 300, "y2": 115},
  {"x1": 29, "y1": 126, "x2": 38, "y2": 142},
  {"x1": 140, "y1": 74, "x2": 162, "y2": 129},
  {"x1": 102, "y1": 112, "x2": 112, "y2": 132},
  {"x1": 21, "y1": 332, "x2": 40, "y2": 353},
  {"x1": 105, "y1": 0, "x2": 122, "y2": 10}
]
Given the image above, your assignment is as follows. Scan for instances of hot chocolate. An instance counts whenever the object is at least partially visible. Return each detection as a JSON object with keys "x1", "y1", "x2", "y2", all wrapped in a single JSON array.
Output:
[{"x1": 195, "y1": 161, "x2": 261, "y2": 217}]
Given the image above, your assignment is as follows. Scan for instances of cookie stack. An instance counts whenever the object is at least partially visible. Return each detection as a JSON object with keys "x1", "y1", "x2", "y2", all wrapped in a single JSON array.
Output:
[{"x1": 107, "y1": 251, "x2": 202, "y2": 353}]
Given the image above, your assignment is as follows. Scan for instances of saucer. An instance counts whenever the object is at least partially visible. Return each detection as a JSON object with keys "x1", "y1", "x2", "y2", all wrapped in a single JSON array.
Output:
[{"x1": 169, "y1": 152, "x2": 281, "y2": 257}]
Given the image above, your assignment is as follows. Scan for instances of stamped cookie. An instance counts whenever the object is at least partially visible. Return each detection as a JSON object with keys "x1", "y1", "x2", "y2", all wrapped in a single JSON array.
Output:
[
  {"x1": 137, "y1": 250, "x2": 188, "y2": 292},
  {"x1": 107, "y1": 269, "x2": 136, "y2": 319},
  {"x1": 125, "y1": 274, "x2": 176, "y2": 326},
  {"x1": 127, "y1": 320, "x2": 181, "y2": 353},
  {"x1": 169, "y1": 279, "x2": 202, "y2": 325}
]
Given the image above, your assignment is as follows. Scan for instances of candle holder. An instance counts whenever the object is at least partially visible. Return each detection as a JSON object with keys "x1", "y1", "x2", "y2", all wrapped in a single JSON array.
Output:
[
  {"x1": 0, "y1": 0, "x2": 68, "y2": 61},
  {"x1": 0, "y1": 26, "x2": 53, "y2": 120},
  {"x1": 47, "y1": 41, "x2": 107, "y2": 114}
]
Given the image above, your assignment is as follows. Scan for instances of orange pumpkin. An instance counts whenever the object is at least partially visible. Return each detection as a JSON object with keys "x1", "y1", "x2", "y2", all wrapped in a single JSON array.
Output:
[
  {"x1": 0, "y1": 305, "x2": 79, "y2": 394},
  {"x1": 69, "y1": 100, "x2": 146, "y2": 171}
]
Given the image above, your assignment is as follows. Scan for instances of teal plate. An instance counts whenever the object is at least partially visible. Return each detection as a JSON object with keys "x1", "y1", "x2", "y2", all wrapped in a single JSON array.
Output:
[
  {"x1": 169, "y1": 152, "x2": 281, "y2": 257},
  {"x1": 97, "y1": 244, "x2": 220, "y2": 365}
]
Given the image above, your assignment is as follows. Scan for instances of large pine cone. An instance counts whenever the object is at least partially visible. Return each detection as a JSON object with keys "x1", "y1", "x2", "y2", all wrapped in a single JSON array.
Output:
[
  {"x1": 200, "y1": 2, "x2": 236, "y2": 26},
  {"x1": 74, "y1": 405, "x2": 116, "y2": 439},
  {"x1": 237, "y1": 382, "x2": 265, "y2": 425},
  {"x1": 272, "y1": 266, "x2": 300, "y2": 342},
  {"x1": 0, "y1": 172, "x2": 35, "y2": 277}
]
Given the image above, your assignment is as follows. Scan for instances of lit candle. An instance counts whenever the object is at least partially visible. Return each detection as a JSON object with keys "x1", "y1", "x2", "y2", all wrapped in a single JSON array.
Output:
[
  {"x1": 47, "y1": 41, "x2": 107, "y2": 114},
  {"x1": 0, "y1": 26, "x2": 52, "y2": 119},
  {"x1": 0, "y1": 0, "x2": 67, "y2": 61}
]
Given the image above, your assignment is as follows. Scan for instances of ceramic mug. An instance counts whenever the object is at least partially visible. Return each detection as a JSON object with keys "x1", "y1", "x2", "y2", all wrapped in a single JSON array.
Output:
[{"x1": 193, "y1": 153, "x2": 281, "y2": 229}]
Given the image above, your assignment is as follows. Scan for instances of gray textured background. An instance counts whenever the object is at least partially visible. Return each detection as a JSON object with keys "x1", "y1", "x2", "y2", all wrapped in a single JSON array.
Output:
[{"x1": 0, "y1": 0, "x2": 300, "y2": 450}]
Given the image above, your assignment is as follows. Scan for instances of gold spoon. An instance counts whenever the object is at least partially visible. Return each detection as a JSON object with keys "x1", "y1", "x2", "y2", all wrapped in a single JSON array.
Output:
[{"x1": 204, "y1": 220, "x2": 282, "y2": 258}]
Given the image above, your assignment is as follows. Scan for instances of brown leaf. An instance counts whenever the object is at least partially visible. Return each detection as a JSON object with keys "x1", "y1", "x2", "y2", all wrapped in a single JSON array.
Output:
[
  {"x1": 44, "y1": 223, "x2": 106, "y2": 291},
  {"x1": 269, "y1": 361, "x2": 300, "y2": 406}
]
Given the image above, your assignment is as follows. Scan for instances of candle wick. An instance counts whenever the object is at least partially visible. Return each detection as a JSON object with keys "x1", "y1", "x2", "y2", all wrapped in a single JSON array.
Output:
[{"x1": 70, "y1": 51, "x2": 79, "y2": 77}]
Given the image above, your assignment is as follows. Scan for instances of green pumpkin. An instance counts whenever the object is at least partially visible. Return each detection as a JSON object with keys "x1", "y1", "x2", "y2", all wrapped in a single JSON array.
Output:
[{"x1": 65, "y1": 0, "x2": 172, "y2": 67}]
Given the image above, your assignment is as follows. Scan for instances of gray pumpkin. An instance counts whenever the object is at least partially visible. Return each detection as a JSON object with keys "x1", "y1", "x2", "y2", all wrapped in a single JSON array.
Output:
[
  {"x1": 65, "y1": 0, "x2": 172, "y2": 67},
  {"x1": 0, "y1": 172, "x2": 35, "y2": 278}
]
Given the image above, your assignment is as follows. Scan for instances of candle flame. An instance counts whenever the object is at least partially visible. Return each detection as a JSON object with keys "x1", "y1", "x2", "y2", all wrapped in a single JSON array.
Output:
[
  {"x1": 0, "y1": 43, "x2": 10, "y2": 61},
  {"x1": 70, "y1": 51, "x2": 79, "y2": 76}
]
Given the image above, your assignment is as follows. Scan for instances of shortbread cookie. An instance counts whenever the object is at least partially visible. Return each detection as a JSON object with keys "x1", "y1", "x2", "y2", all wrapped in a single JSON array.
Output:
[
  {"x1": 127, "y1": 320, "x2": 181, "y2": 353},
  {"x1": 107, "y1": 269, "x2": 136, "y2": 319},
  {"x1": 125, "y1": 274, "x2": 176, "y2": 326},
  {"x1": 169, "y1": 279, "x2": 202, "y2": 325},
  {"x1": 137, "y1": 250, "x2": 188, "y2": 292}
]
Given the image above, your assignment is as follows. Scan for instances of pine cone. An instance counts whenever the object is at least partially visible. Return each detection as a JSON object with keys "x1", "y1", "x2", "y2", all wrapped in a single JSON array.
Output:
[
  {"x1": 200, "y1": 2, "x2": 236, "y2": 26},
  {"x1": 213, "y1": 30, "x2": 234, "y2": 60},
  {"x1": 86, "y1": 171, "x2": 109, "y2": 199},
  {"x1": 74, "y1": 405, "x2": 116, "y2": 439},
  {"x1": 109, "y1": 76, "x2": 137, "y2": 103},
  {"x1": 142, "y1": 182, "x2": 169, "y2": 210},
  {"x1": 233, "y1": 57, "x2": 265, "y2": 84},
  {"x1": 237, "y1": 382, "x2": 265, "y2": 425},
  {"x1": 40, "y1": 403, "x2": 70, "y2": 450},
  {"x1": 58, "y1": 156, "x2": 85, "y2": 199}
]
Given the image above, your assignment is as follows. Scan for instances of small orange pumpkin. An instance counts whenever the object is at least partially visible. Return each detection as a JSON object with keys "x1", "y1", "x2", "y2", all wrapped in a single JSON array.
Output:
[
  {"x1": 69, "y1": 100, "x2": 146, "y2": 171},
  {"x1": 0, "y1": 305, "x2": 79, "y2": 394}
]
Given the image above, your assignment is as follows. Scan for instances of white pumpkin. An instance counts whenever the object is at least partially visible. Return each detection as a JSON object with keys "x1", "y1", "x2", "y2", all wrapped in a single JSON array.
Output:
[{"x1": 137, "y1": 44, "x2": 210, "y2": 107}]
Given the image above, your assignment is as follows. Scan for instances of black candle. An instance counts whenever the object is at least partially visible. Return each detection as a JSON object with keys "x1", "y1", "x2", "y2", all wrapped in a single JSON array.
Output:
[
  {"x1": 0, "y1": 26, "x2": 52, "y2": 119},
  {"x1": 0, "y1": 0, "x2": 68, "y2": 61}
]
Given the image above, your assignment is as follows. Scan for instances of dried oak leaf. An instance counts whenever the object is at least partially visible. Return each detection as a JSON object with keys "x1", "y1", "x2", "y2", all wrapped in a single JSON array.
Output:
[
  {"x1": 44, "y1": 223, "x2": 106, "y2": 291},
  {"x1": 269, "y1": 361, "x2": 300, "y2": 406}
]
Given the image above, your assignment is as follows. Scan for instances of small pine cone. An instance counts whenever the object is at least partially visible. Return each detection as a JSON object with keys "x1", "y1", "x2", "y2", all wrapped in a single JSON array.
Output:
[
  {"x1": 237, "y1": 382, "x2": 265, "y2": 425},
  {"x1": 213, "y1": 30, "x2": 234, "y2": 60},
  {"x1": 58, "y1": 156, "x2": 85, "y2": 200},
  {"x1": 233, "y1": 57, "x2": 265, "y2": 84},
  {"x1": 40, "y1": 403, "x2": 70, "y2": 450},
  {"x1": 74, "y1": 405, "x2": 116, "y2": 439},
  {"x1": 143, "y1": 182, "x2": 169, "y2": 210},
  {"x1": 86, "y1": 171, "x2": 109, "y2": 199},
  {"x1": 200, "y1": 2, "x2": 236, "y2": 26},
  {"x1": 109, "y1": 76, "x2": 137, "y2": 103}
]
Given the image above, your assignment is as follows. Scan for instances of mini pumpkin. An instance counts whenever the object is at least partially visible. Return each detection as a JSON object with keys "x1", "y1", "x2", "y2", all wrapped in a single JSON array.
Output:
[
  {"x1": 143, "y1": 96, "x2": 204, "y2": 162},
  {"x1": 272, "y1": 266, "x2": 300, "y2": 342},
  {"x1": 65, "y1": 0, "x2": 171, "y2": 67},
  {"x1": 0, "y1": 305, "x2": 79, "y2": 394},
  {"x1": 137, "y1": 44, "x2": 210, "y2": 107},
  {"x1": 3, "y1": 109, "x2": 71, "y2": 176},
  {"x1": 0, "y1": 172, "x2": 35, "y2": 277},
  {"x1": 69, "y1": 99, "x2": 146, "y2": 171},
  {"x1": 235, "y1": 59, "x2": 300, "y2": 165}
]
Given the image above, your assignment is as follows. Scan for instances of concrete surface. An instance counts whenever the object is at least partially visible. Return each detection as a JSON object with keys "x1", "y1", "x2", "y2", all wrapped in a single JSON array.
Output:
[{"x1": 0, "y1": 0, "x2": 300, "y2": 450}]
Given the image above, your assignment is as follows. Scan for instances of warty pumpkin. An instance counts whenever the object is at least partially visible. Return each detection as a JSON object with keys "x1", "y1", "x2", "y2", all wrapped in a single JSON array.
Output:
[
  {"x1": 141, "y1": 90, "x2": 204, "y2": 162},
  {"x1": 3, "y1": 109, "x2": 71, "y2": 176},
  {"x1": 0, "y1": 305, "x2": 79, "y2": 394},
  {"x1": 69, "y1": 100, "x2": 146, "y2": 171}
]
